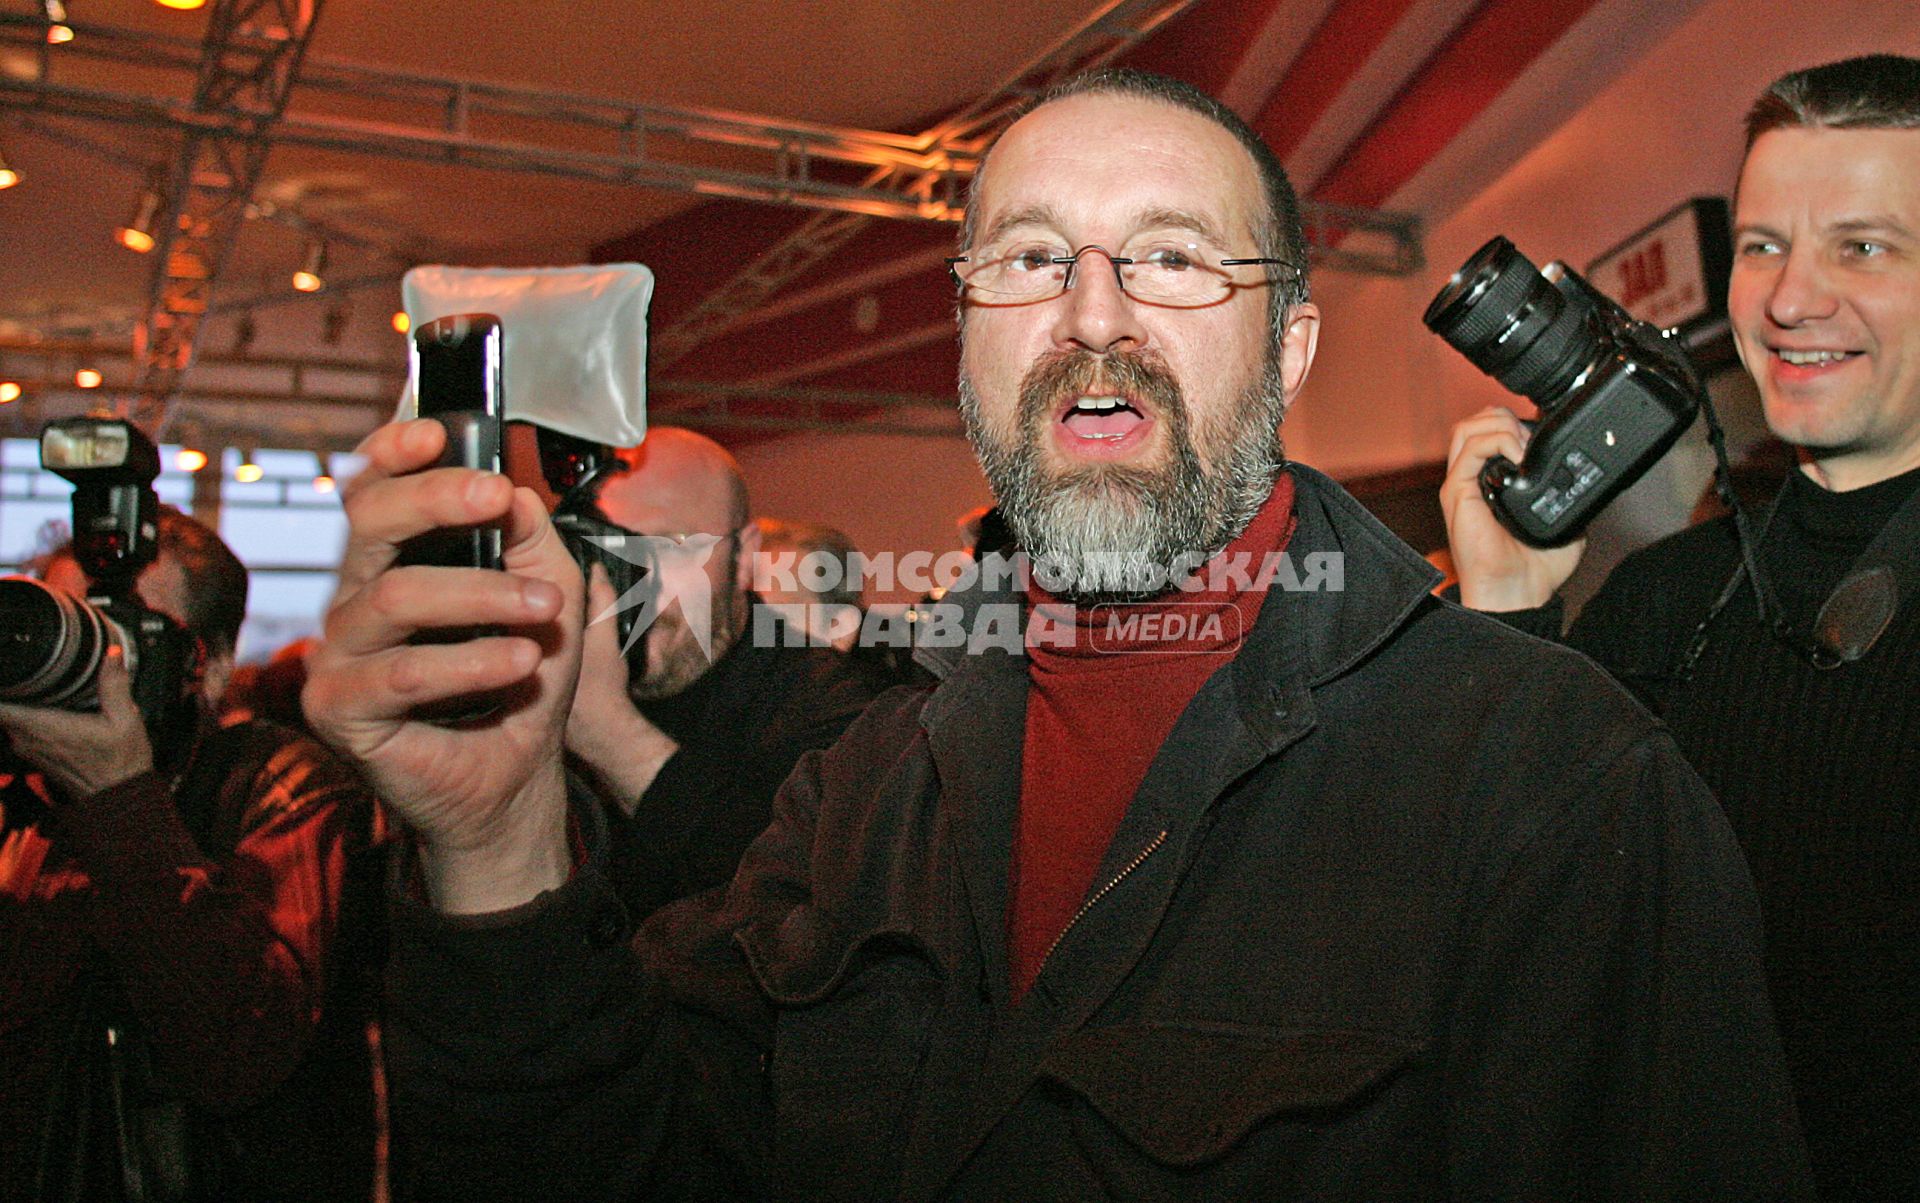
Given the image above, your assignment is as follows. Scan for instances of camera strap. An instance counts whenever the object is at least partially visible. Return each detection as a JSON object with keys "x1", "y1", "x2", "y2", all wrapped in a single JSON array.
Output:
[{"x1": 1674, "y1": 472, "x2": 1919, "y2": 683}]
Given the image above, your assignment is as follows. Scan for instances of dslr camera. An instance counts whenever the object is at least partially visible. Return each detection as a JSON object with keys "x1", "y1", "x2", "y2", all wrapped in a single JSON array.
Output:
[
  {"x1": 535, "y1": 425, "x2": 648, "y2": 654},
  {"x1": 0, "y1": 418, "x2": 200, "y2": 738},
  {"x1": 1424, "y1": 236, "x2": 1702, "y2": 547}
]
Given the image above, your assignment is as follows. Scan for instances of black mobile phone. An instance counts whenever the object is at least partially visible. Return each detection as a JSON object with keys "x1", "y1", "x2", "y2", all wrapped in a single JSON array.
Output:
[
  {"x1": 397, "y1": 313, "x2": 505, "y2": 571},
  {"x1": 395, "y1": 315, "x2": 509, "y2": 723}
]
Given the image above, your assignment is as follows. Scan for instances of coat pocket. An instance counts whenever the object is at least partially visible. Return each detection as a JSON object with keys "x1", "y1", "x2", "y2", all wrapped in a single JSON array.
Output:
[
  {"x1": 1038, "y1": 1022, "x2": 1420, "y2": 1167},
  {"x1": 744, "y1": 920, "x2": 944, "y2": 1199}
]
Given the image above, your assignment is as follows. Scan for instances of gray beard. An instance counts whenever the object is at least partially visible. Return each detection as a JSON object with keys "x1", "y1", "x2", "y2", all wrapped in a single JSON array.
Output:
[{"x1": 958, "y1": 346, "x2": 1289, "y2": 604}]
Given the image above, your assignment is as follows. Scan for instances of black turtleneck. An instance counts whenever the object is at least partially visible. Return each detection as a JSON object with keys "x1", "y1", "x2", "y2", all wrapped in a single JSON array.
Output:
[
  {"x1": 1766, "y1": 463, "x2": 1920, "y2": 622},
  {"x1": 1558, "y1": 462, "x2": 1920, "y2": 1201}
]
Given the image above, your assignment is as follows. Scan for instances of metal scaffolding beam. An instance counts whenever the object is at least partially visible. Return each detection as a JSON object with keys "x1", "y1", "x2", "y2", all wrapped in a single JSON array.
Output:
[
  {"x1": 646, "y1": 0, "x2": 1199, "y2": 371},
  {"x1": 0, "y1": 11, "x2": 976, "y2": 223},
  {"x1": 126, "y1": 0, "x2": 326, "y2": 435},
  {"x1": 0, "y1": 3, "x2": 1426, "y2": 437},
  {"x1": 0, "y1": 335, "x2": 963, "y2": 446}
]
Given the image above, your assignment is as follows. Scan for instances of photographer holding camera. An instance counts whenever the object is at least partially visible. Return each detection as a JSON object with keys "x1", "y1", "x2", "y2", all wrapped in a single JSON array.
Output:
[
  {"x1": 0, "y1": 424, "x2": 381, "y2": 1202},
  {"x1": 1444, "y1": 55, "x2": 1920, "y2": 1198}
]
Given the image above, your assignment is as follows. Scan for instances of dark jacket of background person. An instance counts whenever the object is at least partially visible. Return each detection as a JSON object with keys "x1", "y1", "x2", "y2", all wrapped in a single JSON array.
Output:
[
  {"x1": 381, "y1": 466, "x2": 1812, "y2": 1202},
  {"x1": 0, "y1": 716, "x2": 382, "y2": 1203},
  {"x1": 1488, "y1": 463, "x2": 1920, "y2": 1198},
  {"x1": 604, "y1": 607, "x2": 884, "y2": 915}
]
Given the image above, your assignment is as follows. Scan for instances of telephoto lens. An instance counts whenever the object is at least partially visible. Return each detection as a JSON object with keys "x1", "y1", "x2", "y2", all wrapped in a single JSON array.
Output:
[
  {"x1": 1422, "y1": 234, "x2": 1704, "y2": 547},
  {"x1": 0, "y1": 576, "x2": 130, "y2": 709},
  {"x1": 1423, "y1": 236, "x2": 1600, "y2": 407}
]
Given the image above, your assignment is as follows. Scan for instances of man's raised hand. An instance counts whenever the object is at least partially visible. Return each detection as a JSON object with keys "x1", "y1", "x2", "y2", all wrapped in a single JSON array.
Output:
[
  {"x1": 303, "y1": 419, "x2": 582, "y2": 913},
  {"x1": 1441, "y1": 406, "x2": 1586, "y2": 612}
]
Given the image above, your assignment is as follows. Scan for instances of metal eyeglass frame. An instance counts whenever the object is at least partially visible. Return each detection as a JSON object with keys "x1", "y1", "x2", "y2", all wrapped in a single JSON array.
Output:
[{"x1": 946, "y1": 243, "x2": 1295, "y2": 304}]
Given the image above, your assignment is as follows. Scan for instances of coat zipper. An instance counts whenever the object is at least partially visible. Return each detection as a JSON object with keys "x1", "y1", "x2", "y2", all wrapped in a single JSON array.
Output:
[{"x1": 1036, "y1": 828, "x2": 1169, "y2": 972}]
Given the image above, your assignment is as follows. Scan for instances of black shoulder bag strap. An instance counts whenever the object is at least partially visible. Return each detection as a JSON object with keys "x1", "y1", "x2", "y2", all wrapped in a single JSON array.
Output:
[{"x1": 1675, "y1": 476, "x2": 1920, "y2": 682}]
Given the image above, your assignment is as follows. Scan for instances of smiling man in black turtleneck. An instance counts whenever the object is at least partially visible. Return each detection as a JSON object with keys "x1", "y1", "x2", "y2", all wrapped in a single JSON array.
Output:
[{"x1": 1445, "y1": 53, "x2": 1920, "y2": 1200}]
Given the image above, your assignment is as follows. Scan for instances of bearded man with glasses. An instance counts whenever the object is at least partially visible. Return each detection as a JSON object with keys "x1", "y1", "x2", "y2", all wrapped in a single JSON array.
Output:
[{"x1": 304, "y1": 68, "x2": 1810, "y2": 1200}]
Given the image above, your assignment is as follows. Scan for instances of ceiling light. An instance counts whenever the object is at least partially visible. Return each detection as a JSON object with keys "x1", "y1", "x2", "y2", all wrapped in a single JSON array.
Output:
[
  {"x1": 175, "y1": 447, "x2": 208, "y2": 472},
  {"x1": 155, "y1": 0, "x2": 207, "y2": 10},
  {"x1": 0, "y1": 382, "x2": 21, "y2": 404},
  {"x1": 115, "y1": 185, "x2": 163, "y2": 253},
  {"x1": 391, "y1": 310, "x2": 410, "y2": 334},
  {"x1": 0, "y1": 143, "x2": 18, "y2": 190},
  {"x1": 234, "y1": 447, "x2": 263, "y2": 483},
  {"x1": 291, "y1": 240, "x2": 327, "y2": 292},
  {"x1": 74, "y1": 367, "x2": 102, "y2": 388},
  {"x1": 43, "y1": 1, "x2": 72, "y2": 43},
  {"x1": 312, "y1": 452, "x2": 336, "y2": 493}
]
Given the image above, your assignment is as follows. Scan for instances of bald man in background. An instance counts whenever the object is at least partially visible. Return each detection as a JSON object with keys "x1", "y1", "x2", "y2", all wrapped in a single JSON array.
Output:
[{"x1": 560, "y1": 428, "x2": 881, "y2": 914}]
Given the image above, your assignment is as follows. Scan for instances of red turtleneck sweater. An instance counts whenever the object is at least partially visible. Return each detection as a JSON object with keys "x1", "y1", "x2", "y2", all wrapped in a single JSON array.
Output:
[{"x1": 1007, "y1": 473, "x2": 1297, "y2": 1000}]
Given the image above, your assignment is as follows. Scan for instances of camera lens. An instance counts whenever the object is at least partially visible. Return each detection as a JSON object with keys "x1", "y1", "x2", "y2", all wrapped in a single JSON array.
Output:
[
  {"x1": 1424, "y1": 236, "x2": 1599, "y2": 406},
  {"x1": 0, "y1": 577, "x2": 126, "y2": 709}
]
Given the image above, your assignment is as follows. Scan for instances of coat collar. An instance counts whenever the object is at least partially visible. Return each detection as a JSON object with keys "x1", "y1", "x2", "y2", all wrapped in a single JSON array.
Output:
[{"x1": 913, "y1": 462, "x2": 1441, "y2": 728}]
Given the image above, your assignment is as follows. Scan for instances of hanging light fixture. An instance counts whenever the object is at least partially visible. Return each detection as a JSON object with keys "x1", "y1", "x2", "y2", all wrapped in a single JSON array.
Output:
[
  {"x1": 391, "y1": 310, "x2": 411, "y2": 334},
  {"x1": 0, "y1": 381, "x2": 21, "y2": 404},
  {"x1": 43, "y1": 0, "x2": 73, "y2": 43},
  {"x1": 312, "y1": 451, "x2": 336, "y2": 494},
  {"x1": 115, "y1": 181, "x2": 164, "y2": 253},
  {"x1": 74, "y1": 367, "x2": 102, "y2": 389},
  {"x1": 234, "y1": 447, "x2": 264, "y2": 483},
  {"x1": 175, "y1": 446, "x2": 209, "y2": 472},
  {"x1": 291, "y1": 240, "x2": 327, "y2": 292},
  {"x1": 154, "y1": 0, "x2": 208, "y2": 10},
  {"x1": 0, "y1": 142, "x2": 19, "y2": 190}
]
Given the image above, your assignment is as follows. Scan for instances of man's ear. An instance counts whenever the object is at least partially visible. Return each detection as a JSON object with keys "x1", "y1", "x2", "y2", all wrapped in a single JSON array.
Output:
[
  {"x1": 733, "y1": 519, "x2": 762, "y2": 597},
  {"x1": 1279, "y1": 302, "x2": 1322, "y2": 404},
  {"x1": 201, "y1": 648, "x2": 236, "y2": 712}
]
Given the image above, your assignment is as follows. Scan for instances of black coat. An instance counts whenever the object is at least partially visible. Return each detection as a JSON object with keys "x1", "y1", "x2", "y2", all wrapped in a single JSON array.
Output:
[
  {"x1": 386, "y1": 465, "x2": 1812, "y2": 1201},
  {"x1": 605, "y1": 620, "x2": 886, "y2": 915}
]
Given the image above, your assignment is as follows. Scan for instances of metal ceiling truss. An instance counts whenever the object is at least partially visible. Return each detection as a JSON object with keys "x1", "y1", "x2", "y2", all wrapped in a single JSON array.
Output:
[
  {"x1": 0, "y1": 11, "x2": 976, "y2": 222},
  {"x1": 0, "y1": 336, "x2": 961, "y2": 446},
  {"x1": 121, "y1": 0, "x2": 325, "y2": 436},
  {"x1": 0, "y1": 1, "x2": 1425, "y2": 438},
  {"x1": 646, "y1": 0, "x2": 1200, "y2": 370},
  {"x1": 651, "y1": 379, "x2": 963, "y2": 440}
]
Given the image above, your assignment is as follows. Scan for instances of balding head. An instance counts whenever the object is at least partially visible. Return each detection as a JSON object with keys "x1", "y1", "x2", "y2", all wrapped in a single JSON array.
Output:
[
  {"x1": 605, "y1": 426, "x2": 750, "y2": 537},
  {"x1": 592, "y1": 427, "x2": 762, "y2": 698}
]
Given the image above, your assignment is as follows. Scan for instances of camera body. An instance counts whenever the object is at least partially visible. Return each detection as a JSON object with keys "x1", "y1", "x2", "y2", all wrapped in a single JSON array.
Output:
[
  {"x1": 537, "y1": 426, "x2": 648, "y2": 654},
  {"x1": 1425, "y1": 236, "x2": 1702, "y2": 547},
  {"x1": 0, "y1": 418, "x2": 199, "y2": 739}
]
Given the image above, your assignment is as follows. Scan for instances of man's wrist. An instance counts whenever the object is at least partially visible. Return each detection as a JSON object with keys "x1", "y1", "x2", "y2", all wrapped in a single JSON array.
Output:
[
  {"x1": 1458, "y1": 576, "x2": 1555, "y2": 613},
  {"x1": 565, "y1": 704, "x2": 677, "y2": 813},
  {"x1": 419, "y1": 759, "x2": 572, "y2": 915}
]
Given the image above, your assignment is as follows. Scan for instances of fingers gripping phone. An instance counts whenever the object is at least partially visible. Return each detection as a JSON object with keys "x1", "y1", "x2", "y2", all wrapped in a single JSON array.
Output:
[{"x1": 398, "y1": 313, "x2": 505, "y2": 572}]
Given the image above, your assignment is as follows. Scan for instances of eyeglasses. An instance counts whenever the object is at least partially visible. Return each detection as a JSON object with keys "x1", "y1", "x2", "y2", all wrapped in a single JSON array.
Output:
[{"x1": 947, "y1": 241, "x2": 1295, "y2": 308}]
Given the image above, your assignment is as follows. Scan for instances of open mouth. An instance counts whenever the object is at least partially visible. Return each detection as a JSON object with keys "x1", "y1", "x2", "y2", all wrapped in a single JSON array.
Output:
[{"x1": 1059, "y1": 394, "x2": 1149, "y2": 442}]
